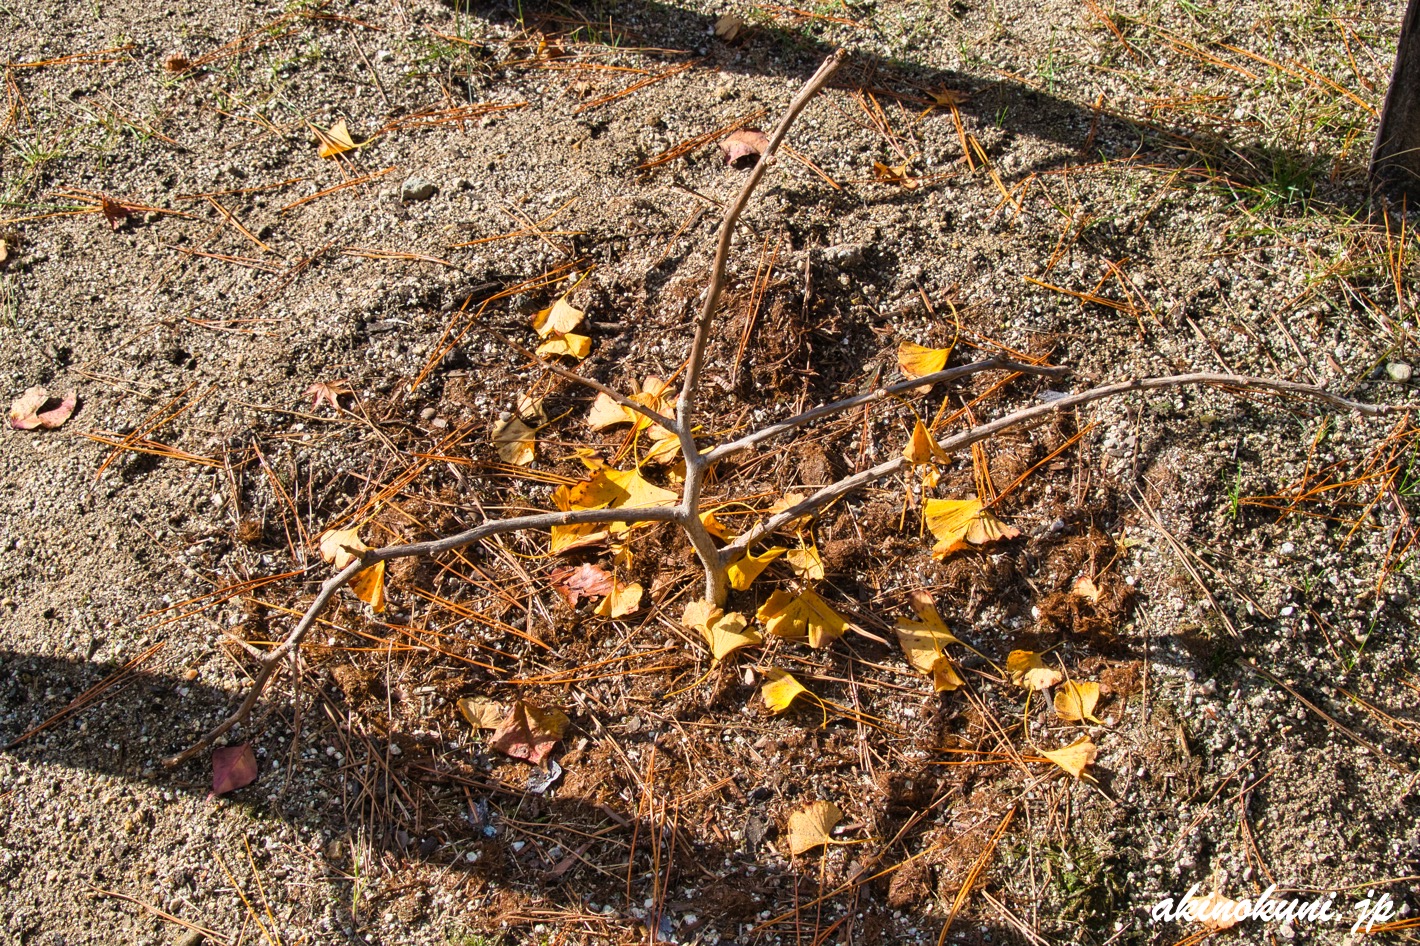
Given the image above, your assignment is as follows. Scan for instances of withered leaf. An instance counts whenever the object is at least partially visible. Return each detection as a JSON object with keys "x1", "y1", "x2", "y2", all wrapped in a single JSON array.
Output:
[
  {"x1": 726, "y1": 546, "x2": 786, "y2": 591},
  {"x1": 163, "y1": 53, "x2": 192, "y2": 73},
  {"x1": 210, "y1": 742, "x2": 258, "y2": 798},
  {"x1": 305, "y1": 379, "x2": 352, "y2": 411},
  {"x1": 349, "y1": 560, "x2": 386, "y2": 612},
  {"x1": 100, "y1": 196, "x2": 129, "y2": 230},
  {"x1": 721, "y1": 129, "x2": 769, "y2": 168},
  {"x1": 315, "y1": 119, "x2": 357, "y2": 159},
  {"x1": 872, "y1": 161, "x2": 921, "y2": 189},
  {"x1": 492, "y1": 415, "x2": 536, "y2": 465},
  {"x1": 549, "y1": 562, "x2": 614, "y2": 606},
  {"x1": 488, "y1": 700, "x2": 570, "y2": 766},
  {"x1": 318, "y1": 526, "x2": 369, "y2": 569},
  {"x1": 713, "y1": 12, "x2": 747, "y2": 41},
  {"x1": 8, "y1": 387, "x2": 76, "y2": 430}
]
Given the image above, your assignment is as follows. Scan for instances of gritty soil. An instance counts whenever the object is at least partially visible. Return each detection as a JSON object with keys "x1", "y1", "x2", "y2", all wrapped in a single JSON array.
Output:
[{"x1": 2, "y1": 1, "x2": 1420, "y2": 945}]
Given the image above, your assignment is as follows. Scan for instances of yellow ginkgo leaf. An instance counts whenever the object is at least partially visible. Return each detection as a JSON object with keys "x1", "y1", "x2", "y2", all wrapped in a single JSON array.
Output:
[
  {"x1": 1040, "y1": 735, "x2": 1097, "y2": 779},
  {"x1": 349, "y1": 559, "x2": 386, "y2": 612},
  {"x1": 701, "y1": 611, "x2": 761, "y2": 662},
  {"x1": 699, "y1": 510, "x2": 733, "y2": 541},
  {"x1": 902, "y1": 418, "x2": 947, "y2": 466},
  {"x1": 492, "y1": 416, "x2": 536, "y2": 466},
  {"x1": 531, "y1": 296, "x2": 585, "y2": 339},
  {"x1": 593, "y1": 580, "x2": 643, "y2": 618},
  {"x1": 896, "y1": 595, "x2": 964, "y2": 692},
  {"x1": 559, "y1": 467, "x2": 677, "y2": 513},
  {"x1": 458, "y1": 698, "x2": 504, "y2": 730},
  {"x1": 318, "y1": 526, "x2": 369, "y2": 569},
  {"x1": 683, "y1": 599, "x2": 721, "y2": 630},
  {"x1": 535, "y1": 332, "x2": 591, "y2": 360},
  {"x1": 930, "y1": 654, "x2": 965, "y2": 692},
  {"x1": 727, "y1": 546, "x2": 786, "y2": 591},
  {"x1": 1006, "y1": 650, "x2": 1063, "y2": 691},
  {"x1": 548, "y1": 522, "x2": 610, "y2": 554},
  {"x1": 923, "y1": 497, "x2": 1020, "y2": 559},
  {"x1": 587, "y1": 392, "x2": 631, "y2": 430},
  {"x1": 642, "y1": 424, "x2": 682, "y2": 465},
  {"x1": 757, "y1": 589, "x2": 849, "y2": 649},
  {"x1": 315, "y1": 119, "x2": 357, "y2": 158},
  {"x1": 786, "y1": 800, "x2": 842, "y2": 855},
  {"x1": 786, "y1": 544, "x2": 825, "y2": 581},
  {"x1": 1054, "y1": 680, "x2": 1103, "y2": 723},
  {"x1": 898, "y1": 341, "x2": 951, "y2": 379},
  {"x1": 761, "y1": 667, "x2": 811, "y2": 714}
]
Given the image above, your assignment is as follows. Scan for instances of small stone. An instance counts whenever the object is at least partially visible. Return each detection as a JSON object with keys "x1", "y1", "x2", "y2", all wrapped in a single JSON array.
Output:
[
  {"x1": 400, "y1": 176, "x2": 437, "y2": 202},
  {"x1": 431, "y1": 417, "x2": 448, "y2": 429},
  {"x1": 1387, "y1": 361, "x2": 1412, "y2": 383},
  {"x1": 420, "y1": 407, "x2": 437, "y2": 421},
  {"x1": 174, "y1": 931, "x2": 205, "y2": 946}
]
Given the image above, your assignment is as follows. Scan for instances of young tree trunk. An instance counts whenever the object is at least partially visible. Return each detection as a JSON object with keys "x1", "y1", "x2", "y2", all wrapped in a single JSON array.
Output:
[{"x1": 1371, "y1": 0, "x2": 1420, "y2": 197}]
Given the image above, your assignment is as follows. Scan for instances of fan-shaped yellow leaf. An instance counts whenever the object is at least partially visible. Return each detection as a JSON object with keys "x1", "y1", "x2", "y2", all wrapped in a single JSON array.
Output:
[
  {"x1": 349, "y1": 560, "x2": 386, "y2": 612},
  {"x1": 458, "y1": 698, "x2": 504, "y2": 730},
  {"x1": 587, "y1": 392, "x2": 630, "y2": 430},
  {"x1": 1040, "y1": 735, "x2": 1097, "y2": 779},
  {"x1": 1006, "y1": 650, "x2": 1063, "y2": 691},
  {"x1": 1054, "y1": 680, "x2": 1102, "y2": 723},
  {"x1": 531, "y1": 296, "x2": 585, "y2": 339},
  {"x1": 898, "y1": 341, "x2": 951, "y2": 379},
  {"x1": 315, "y1": 119, "x2": 357, "y2": 158},
  {"x1": 492, "y1": 416, "x2": 536, "y2": 465},
  {"x1": 535, "y1": 332, "x2": 591, "y2": 360},
  {"x1": 700, "y1": 611, "x2": 761, "y2": 661},
  {"x1": 318, "y1": 526, "x2": 369, "y2": 569},
  {"x1": 761, "y1": 667, "x2": 811, "y2": 713},
  {"x1": 699, "y1": 510, "x2": 733, "y2": 541},
  {"x1": 902, "y1": 418, "x2": 947, "y2": 466},
  {"x1": 786, "y1": 800, "x2": 841, "y2": 855},
  {"x1": 896, "y1": 594, "x2": 964, "y2": 693},
  {"x1": 683, "y1": 599, "x2": 720, "y2": 629},
  {"x1": 757, "y1": 589, "x2": 848, "y2": 649},
  {"x1": 786, "y1": 543, "x2": 825, "y2": 580},
  {"x1": 923, "y1": 497, "x2": 1019, "y2": 559},
  {"x1": 548, "y1": 522, "x2": 610, "y2": 554},
  {"x1": 930, "y1": 654, "x2": 965, "y2": 691},
  {"x1": 593, "y1": 580, "x2": 643, "y2": 618},
  {"x1": 727, "y1": 546, "x2": 786, "y2": 591}
]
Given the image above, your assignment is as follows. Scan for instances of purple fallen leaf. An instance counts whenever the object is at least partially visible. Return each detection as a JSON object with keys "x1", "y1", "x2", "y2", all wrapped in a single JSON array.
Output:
[
  {"x1": 720, "y1": 129, "x2": 769, "y2": 169},
  {"x1": 9, "y1": 387, "x2": 76, "y2": 430},
  {"x1": 210, "y1": 742, "x2": 258, "y2": 798}
]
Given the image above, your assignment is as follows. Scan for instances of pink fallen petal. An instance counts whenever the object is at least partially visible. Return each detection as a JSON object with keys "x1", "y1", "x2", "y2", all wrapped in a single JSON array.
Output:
[
  {"x1": 210, "y1": 743, "x2": 258, "y2": 797},
  {"x1": 35, "y1": 391, "x2": 76, "y2": 429}
]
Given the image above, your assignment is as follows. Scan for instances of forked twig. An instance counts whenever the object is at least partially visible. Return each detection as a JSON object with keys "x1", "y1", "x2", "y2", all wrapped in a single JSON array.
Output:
[{"x1": 163, "y1": 50, "x2": 1403, "y2": 767}]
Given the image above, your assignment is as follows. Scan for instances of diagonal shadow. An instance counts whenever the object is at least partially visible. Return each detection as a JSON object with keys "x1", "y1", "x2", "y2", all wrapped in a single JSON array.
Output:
[{"x1": 454, "y1": 0, "x2": 1376, "y2": 206}]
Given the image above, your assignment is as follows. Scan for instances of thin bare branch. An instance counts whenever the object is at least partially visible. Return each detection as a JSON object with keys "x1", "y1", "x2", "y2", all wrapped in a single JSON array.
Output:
[
  {"x1": 704, "y1": 357, "x2": 1067, "y2": 463},
  {"x1": 675, "y1": 49, "x2": 847, "y2": 433},
  {"x1": 165, "y1": 505, "x2": 683, "y2": 766},
  {"x1": 722, "y1": 372, "x2": 1398, "y2": 557}
]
